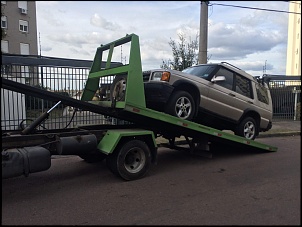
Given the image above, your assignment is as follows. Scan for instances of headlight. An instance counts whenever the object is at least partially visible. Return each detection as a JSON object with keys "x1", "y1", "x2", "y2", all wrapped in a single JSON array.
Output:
[{"x1": 151, "y1": 71, "x2": 170, "y2": 82}]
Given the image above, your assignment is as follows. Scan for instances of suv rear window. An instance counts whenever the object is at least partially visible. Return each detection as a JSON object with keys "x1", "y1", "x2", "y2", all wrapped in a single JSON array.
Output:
[{"x1": 255, "y1": 83, "x2": 269, "y2": 104}]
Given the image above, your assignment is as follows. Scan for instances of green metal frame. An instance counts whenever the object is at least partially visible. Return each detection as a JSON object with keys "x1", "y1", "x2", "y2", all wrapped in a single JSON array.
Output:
[
  {"x1": 80, "y1": 33, "x2": 278, "y2": 152},
  {"x1": 97, "y1": 129, "x2": 156, "y2": 154},
  {"x1": 81, "y1": 33, "x2": 146, "y2": 108}
]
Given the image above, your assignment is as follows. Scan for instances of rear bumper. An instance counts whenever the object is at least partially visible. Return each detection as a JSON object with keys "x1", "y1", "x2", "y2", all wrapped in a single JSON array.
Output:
[
  {"x1": 261, "y1": 121, "x2": 272, "y2": 132},
  {"x1": 266, "y1": 121, "x2": 273, "y2": 131}
]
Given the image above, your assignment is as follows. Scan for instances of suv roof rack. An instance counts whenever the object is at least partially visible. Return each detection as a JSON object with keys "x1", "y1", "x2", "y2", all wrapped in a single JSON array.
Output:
[{"x1": 221, "y1": 62, "x2": 242, "y2": 71}]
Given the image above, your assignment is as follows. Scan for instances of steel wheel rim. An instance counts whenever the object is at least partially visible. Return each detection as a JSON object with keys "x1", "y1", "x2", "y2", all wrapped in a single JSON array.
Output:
[
  {"x1": 175, "y1": 97, "x2": 192, "y2": 119},
  {"x1": 124, "y1": 147, "x2": 146, "y2": 173}
]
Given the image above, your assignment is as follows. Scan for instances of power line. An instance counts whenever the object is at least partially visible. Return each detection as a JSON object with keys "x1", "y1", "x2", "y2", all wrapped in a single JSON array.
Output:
[{"x1": 209, "y1": 2, "x2": 301, "y2": 15}]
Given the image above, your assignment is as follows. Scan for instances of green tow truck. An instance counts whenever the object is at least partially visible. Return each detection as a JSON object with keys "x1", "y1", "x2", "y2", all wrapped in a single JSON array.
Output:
[{"x1": 2, "y1": 34, "x2": 278, "y2": 181}]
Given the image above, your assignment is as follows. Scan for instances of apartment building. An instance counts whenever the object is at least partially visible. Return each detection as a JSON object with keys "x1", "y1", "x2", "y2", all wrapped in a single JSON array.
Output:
[
  {"x1": 1, "y1": 1, "x2": 39, "y2": 130},
  {"x1": 286, "y1": 1, "x2": 301, "y2": 76},
  {"x1": 1, "y1": 1, "x2": 38, "y2": 55}
]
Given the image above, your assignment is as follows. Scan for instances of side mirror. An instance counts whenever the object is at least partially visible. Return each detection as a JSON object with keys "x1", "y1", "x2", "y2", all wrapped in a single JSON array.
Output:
[{"x1": 211, "y1": 75, "x2": 226, "y2": 83}]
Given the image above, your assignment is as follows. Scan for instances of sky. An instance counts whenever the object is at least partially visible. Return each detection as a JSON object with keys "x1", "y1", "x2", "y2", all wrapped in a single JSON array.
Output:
[{"x1": 36, "y1": 1, "x2": 292, "y2": 77}]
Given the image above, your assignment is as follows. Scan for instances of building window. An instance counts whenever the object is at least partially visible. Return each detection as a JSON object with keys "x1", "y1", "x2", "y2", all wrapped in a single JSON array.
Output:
[
  {"x1": 18, "y1": 1, "x2": 28, "y2": 14},
  {"x1": 1, "y1": 1, "x2": 7, "y2": 5},
  {"x1": 18, "y1": 1, "x2": 27, "y2": 9},
  {"x1": 20, "y1": 43, "x2": 29, "y2": 55},
  {"x1": 1, "y1": 16, "x2": 7, "y2": 29},
  {"x1": 19, "y1": 20, "x2": 28, "y2": 33},
  {"x1": 1, "y1": 40, "x2": 9, "y2": 53}
]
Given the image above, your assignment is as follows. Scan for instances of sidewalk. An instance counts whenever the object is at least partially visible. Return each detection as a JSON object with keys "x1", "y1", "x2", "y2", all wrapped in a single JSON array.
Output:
[{"x1": 258, "y1": 120, "x2": 301, "y2": 138}]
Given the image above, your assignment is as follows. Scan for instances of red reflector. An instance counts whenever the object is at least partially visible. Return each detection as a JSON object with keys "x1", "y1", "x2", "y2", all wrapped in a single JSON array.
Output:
[
  {"x1": 133, "y1": 108, "x2": 140, "y2": 113},
  {"x1": 244, "y1": 140, "x2": 250, "y2": 144},
  {"x1": 213, "y1": 132, "x2": 222, "y2": 136},
  {"x1": 183, "y1": 123, "x2": 188, "y2": 127}
]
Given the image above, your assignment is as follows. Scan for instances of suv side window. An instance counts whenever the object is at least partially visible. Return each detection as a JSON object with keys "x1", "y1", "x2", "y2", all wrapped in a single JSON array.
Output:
[
  {"x1": 235, "y1": 73, "x2": 253, "y2": 99},
  {"x1": 183, "y1": 65, "x2": 217, "y2": 80},
  {"x1": 214, "y1": 67, "x2": 234, "y2": 90}
]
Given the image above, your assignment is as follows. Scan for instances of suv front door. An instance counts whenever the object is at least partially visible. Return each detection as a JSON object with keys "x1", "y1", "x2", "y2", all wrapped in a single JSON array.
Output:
[{"x1": 206, "y1": 67, "x2": 254, "y2": 122}]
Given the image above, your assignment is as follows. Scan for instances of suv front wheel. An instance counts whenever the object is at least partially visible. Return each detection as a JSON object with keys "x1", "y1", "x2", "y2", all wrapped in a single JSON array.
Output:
[
  {"x1": 165, "y1": 90, "x2": 195, "y2": 121},
  {"x1": 235, "y1": 116, "x2": 258, "y2": 140}
]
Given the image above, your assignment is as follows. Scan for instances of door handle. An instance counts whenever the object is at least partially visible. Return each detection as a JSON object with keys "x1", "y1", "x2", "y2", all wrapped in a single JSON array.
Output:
[
  {"x1": 247, "y1": 100, "x2": 254, "y2": 104},
  {"x1": 228, "y1": 93, "x2": 236, "y2": 97}
]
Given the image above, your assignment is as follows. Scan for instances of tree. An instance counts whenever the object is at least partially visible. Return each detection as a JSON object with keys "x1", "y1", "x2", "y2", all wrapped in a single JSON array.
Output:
[{"x1": 161, "y1": 33, "x2": 199, "y2": 71}]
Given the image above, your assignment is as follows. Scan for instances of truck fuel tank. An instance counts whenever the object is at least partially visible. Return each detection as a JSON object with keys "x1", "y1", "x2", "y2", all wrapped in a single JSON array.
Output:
[{"x1": 2, "y1": 146, "x2": 51, "y2": 179}]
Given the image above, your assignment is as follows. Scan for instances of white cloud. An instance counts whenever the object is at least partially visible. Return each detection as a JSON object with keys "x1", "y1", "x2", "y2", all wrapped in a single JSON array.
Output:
[
  {"x1": 90, "y1": 13, "x2": 121, "y2": 31},
  {"x1": 36, "y1": 1, "x2": 291, "y2": 75}
]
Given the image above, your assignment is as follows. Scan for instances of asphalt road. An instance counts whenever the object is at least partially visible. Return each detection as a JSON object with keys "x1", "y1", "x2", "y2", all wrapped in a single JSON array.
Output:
[{"x1": 2, "y1": 136, "x2": 300, "y2": 225}]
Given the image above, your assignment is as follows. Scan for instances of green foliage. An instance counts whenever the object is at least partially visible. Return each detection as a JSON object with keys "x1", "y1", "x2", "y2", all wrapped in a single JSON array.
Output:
[{"x1": 161, "y1": 33, "x2": 199, "y2": 71}]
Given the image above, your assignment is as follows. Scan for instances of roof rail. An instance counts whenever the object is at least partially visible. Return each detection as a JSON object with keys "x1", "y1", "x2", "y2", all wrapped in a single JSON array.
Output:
[{"x1": 221, "y1": 62, "x2": 242, "y2": 71}]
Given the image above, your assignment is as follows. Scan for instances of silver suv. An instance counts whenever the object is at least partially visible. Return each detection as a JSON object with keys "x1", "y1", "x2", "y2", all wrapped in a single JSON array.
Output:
[{"x1": 143, "y1": 62, "x2": 273, "y2": 140}]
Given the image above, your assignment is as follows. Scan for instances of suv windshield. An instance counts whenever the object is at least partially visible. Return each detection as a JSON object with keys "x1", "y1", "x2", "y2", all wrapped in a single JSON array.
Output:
[{"x1": 182, "y1": 65, "x2": 217, "y2": 80}]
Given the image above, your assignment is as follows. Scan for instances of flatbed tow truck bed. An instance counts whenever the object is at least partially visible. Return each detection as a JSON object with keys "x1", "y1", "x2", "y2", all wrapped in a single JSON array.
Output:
[{"x1": 1, "y1": 34, "x2": 277, "y2": 181}]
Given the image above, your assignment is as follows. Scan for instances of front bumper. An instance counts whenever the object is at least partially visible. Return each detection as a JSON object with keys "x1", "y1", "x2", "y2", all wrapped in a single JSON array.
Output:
[{"x1": 144, "y1": 82, "x2": 174, "y2": 109}]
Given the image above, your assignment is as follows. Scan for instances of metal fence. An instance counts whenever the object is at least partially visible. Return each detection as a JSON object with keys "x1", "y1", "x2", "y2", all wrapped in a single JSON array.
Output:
[
  {"x1": 1, "y1": 54, "x2": 301, "y2": 131},
  {"x1": 265, "y1": 75, "x2": 301, "y2": 121},
  {"x1": 1, "y1": 54, "x2": 122, "y2": 131}
]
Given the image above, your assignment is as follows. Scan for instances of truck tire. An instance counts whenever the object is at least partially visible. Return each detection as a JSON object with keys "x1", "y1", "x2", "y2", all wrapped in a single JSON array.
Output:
[
  {"x1": 235, "y1": 116, "x2": 258, "y2": 140},
  {"x1": 110, "y1": 75, "x2": 127, "y2": 102},
  {"x1": 106, "y1": 140, "x2": 151, "y2": 181},
  {"x1": 165, "y1": 90, "x2": 195, "y2": 121}
]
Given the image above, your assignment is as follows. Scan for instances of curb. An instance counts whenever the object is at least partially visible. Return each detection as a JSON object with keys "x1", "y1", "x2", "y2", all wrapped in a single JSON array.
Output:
[{"x1": 258, "y1": 131, "x2": 301, "y2": 138}]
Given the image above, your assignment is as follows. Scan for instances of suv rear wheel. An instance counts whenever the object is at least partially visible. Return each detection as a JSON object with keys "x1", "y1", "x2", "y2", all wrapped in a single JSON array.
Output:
[
  {"x1": 235, "y1": 117, "x2": 258, "y2": 140},
  {"x1": 165, "y1": 90, "x2": 195, "y2": 121}
]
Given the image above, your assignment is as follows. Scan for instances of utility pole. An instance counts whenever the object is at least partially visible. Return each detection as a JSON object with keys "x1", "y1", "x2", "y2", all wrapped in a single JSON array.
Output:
[{"x1": 199, "y1": 1, "x2": 208, "y2": 64}]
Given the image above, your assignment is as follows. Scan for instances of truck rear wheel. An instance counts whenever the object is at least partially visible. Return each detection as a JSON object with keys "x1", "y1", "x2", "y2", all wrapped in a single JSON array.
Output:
[{"x1": 106, "y1": 140, "x2": 151, "y2": 181}]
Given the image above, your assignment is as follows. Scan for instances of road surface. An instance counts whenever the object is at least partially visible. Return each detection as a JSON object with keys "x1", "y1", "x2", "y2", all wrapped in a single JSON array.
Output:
[{"x1": 2, "y1": 136, "x2": 300, "y2": 225}]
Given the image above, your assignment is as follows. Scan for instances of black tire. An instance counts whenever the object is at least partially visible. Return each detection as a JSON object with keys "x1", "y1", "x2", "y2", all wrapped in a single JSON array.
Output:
[
  {"x1": 110, "y1": 75, "x2": 127, "y2": 102},
  {"x1": 106, "y1": 140, "x2": 151, "y2": 181},
  {"x1": 235, "y1": 117, "x2": 258, "y2": 140},
  {"x1": 165, "y1": 90, "x2": 195, "y2": 120},
  {"x1": 78, "y1": 151, "x2": 107, "y2": 163}
]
